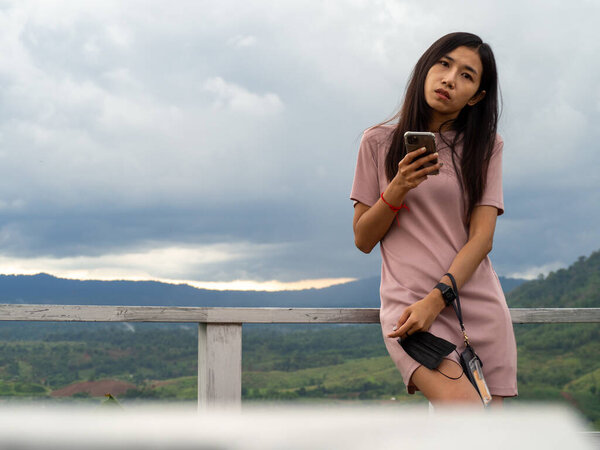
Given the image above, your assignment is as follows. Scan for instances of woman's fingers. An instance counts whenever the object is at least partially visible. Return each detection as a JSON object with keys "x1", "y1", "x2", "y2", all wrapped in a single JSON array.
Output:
[
  {"x1": 410, "y1": 151, "x2": 439, "y2": 171},
  {"x1": 399, "y1": 147, "x2": 433, "y2": 167},
  {"x1": 415, "y1": 160, "x2": 443, "y2": 178},
  {"x1": 399, "y1": 150, "x2": 440, "y2": 178},
  {"x1": 401, "y1": 147, "x2": 428, "y2": 165},
  {"x1": 394, "y1": 148, "x2": 443, "y2": 193},
  {"x1": 395, "y1": 319, "x2": 419, "y2": 339},
  {"x1": 387, "y1": 309, "x2": 429, "y2": 339},
  {"x1": 387, "y1": 310, "x2": 410, "y2": 338}
]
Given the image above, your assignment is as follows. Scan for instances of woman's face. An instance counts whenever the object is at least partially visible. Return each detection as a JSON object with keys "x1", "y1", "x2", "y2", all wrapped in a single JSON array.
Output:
[{"x1": 423, "y1": 45, "x2": 485, "y2": 124}]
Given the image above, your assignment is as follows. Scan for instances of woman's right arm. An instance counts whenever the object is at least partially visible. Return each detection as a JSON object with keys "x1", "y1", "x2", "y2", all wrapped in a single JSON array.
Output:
[{"x1": 353, "y1": 148, "x2": 442, "y2": 253}]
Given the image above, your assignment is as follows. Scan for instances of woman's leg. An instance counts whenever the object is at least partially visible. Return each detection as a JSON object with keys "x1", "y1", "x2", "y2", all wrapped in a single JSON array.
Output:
[
  {"x1": 489, "y1": 395, "x2": 504, "y2": 408},
  {"x1": 410, "y1": 359, "x2": 483, "y2": 407}
]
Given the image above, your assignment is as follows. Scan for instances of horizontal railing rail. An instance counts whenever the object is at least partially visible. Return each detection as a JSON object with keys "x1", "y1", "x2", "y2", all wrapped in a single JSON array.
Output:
[
  {"x1": 1, "y1": 305, "x2": 599, "y2": 323},
  {"x1": 1, "y1": 305, "x2": 599, "y2": 419}
]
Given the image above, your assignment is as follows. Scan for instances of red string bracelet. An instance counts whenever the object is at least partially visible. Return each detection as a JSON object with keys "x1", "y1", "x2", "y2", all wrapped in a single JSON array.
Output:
[{"x1": 381, "y1": 192, "x2": 409, "y2": 212}]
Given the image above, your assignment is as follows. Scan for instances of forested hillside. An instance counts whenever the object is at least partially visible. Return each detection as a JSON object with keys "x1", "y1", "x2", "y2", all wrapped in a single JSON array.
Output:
[
  {"x1": 507, "y1": 251, "x2": 599, "y2": 309},
  {"x1": 506, "y1": 250, "x2": 600, "y2": 428}
]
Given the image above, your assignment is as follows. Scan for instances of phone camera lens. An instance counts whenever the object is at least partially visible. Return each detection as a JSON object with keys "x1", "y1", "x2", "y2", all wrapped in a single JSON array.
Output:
[{"x1": 408, "y1": 136, "x2": 417, "y2": 144}]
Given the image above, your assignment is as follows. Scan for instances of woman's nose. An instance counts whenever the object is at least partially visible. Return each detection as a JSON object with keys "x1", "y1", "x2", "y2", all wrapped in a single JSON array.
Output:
[
  {"x1": 442, "y1": 78, "x2": 455, "y2": 89},
  {"x1": 442, "y1": 70, "x2": 458, "y2": 88}
]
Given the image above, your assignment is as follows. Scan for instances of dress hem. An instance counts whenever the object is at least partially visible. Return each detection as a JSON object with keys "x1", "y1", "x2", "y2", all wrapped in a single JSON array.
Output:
[{"x1": 404, "y1": 359, "x2": 517, "y2": 398}]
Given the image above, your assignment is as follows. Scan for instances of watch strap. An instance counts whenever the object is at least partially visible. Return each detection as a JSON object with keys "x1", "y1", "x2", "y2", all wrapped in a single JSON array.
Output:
[{"x1": 444, "y1": 272, "x2": 466, "y2": 332}]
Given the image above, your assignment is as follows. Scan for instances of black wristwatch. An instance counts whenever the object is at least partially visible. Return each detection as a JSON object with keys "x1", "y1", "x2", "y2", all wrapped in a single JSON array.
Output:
[{"x1": 434, "y1": 282, "x2": 456, "y2": 307}]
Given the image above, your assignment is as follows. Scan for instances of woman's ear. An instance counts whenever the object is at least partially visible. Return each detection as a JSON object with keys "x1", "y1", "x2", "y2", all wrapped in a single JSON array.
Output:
[{"x1": 468, "y1": 90, "x2": 486, "y2": 106}]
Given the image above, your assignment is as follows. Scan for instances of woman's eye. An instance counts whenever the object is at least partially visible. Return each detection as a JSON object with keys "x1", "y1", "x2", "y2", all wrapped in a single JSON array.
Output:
[
  {"x1": 462, "y1": 73, "x2": 473, "y2": 80},
  {"x1": 439, "y1": 60, "x2": 449, "y2": 67}
]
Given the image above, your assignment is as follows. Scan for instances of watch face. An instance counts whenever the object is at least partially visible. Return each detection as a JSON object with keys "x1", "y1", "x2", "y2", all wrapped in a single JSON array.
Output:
[{"x1": 436, "y1": 283, "x2": 455, "y2": 305}]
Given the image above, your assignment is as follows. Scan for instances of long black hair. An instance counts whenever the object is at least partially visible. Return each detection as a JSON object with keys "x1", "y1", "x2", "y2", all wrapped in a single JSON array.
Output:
[{"x1": 376, "y1": 32, "x2": 500, "y2": 223}]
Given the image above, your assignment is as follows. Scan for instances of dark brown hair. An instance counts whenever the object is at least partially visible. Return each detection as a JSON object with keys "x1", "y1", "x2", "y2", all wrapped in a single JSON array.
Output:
[{"x1": 376, "y1": 32, "x2": 500, "y2": 223}]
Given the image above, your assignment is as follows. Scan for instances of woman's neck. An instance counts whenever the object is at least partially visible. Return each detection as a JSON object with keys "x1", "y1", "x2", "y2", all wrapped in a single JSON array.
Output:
[
  {"x1": 428, "y1": 121, "x2": 454, "y2": 133},
  {"x1": 428, "y1": 113, "x2": 456, "y2": 133}
]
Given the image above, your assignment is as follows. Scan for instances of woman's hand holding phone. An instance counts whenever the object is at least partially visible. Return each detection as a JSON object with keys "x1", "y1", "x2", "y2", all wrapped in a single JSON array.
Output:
[
  {"x1": 354, "y1": 137, "x2": 442, "y2": 253},
  {"x1": 383, "y1": 148, "x2": 443, "y2": 205}
]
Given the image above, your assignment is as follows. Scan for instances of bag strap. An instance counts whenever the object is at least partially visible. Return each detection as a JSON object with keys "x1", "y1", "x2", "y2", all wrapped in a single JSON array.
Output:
[{"x1": 444, "y1": 272, "x2": 471, "y2": 346}]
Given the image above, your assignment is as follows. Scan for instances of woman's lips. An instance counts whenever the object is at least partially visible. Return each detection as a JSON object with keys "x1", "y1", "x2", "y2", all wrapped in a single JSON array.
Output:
[{"x1": 435, "y1": 88, "x2": 450, "y2": 100}]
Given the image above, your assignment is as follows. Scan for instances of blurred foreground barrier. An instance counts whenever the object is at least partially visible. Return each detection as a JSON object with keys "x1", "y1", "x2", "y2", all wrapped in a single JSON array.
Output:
[
  {"x1": 0, "y1": 403, "x2": 597, "y2": 449},
  {"x1": 0, "y1": 305, "x2": 599, "y2": 411}
]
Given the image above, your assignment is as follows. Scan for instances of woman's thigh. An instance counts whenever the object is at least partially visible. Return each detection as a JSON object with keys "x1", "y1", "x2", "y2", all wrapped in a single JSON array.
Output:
[{"x1": 410, "y1": 358, "x2": 483, "y2": 407}]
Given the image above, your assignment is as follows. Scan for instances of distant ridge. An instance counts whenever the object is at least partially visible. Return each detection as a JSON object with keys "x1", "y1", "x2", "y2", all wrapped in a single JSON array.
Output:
[
  {"x1": 506, "y1": 249, "x2": 600, "y2": 308},
  {"x1": 0, "y1": 272, "x2": 526, "y2": 308}
]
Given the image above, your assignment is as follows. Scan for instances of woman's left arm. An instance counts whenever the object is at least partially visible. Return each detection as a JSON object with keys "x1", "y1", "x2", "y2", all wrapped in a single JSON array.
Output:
[{"x1": 387, "y1": 205, "x2": 499, "y2": 339}]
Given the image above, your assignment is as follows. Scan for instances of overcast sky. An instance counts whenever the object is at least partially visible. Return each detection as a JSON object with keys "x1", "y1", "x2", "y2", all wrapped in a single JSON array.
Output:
[{"x1": 0, "y1": 0, "x2": 598, "y2": 291}]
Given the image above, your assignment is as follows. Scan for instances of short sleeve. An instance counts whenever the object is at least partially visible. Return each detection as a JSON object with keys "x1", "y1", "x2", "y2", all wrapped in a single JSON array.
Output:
[
  {"x1": 350, "y1": 130, "x2": 381, "y2": 208},
  {"x1": 475, "y1": 135, "x2": 504, "y2": 216}
]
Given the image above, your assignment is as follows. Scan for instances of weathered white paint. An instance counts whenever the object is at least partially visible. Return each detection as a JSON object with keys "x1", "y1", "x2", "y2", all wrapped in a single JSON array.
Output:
[
  {"x1": 0, "y1": 305, "x2": 381, "y2": 323},
  {"x1": 198, "y1": 323, "x2": 242, "y2": 410},
  {"x1": 509, "y1": 307, "x2": 600, "y2": 323},
  {"x1": 0, "y1": 305, "x2": 598, "y2": 323}
]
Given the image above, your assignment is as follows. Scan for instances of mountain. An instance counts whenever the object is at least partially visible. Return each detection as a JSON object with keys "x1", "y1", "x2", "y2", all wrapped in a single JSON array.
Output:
[
  {"x1": 498, "y1": 276, "x2": 528, "y2": 295},
  {"x1": 0, "y1": 273, "x2": 526, "y2": 308},
  {"x1": 504, "y1": 250, "x2": 600, "y2": 428},
  {"x1": 506, "y1": 250, "x2": 600, "y2": 308}
]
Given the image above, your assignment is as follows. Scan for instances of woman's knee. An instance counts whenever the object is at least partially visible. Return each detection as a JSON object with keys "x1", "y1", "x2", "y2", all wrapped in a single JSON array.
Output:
[{"x1": 410, "y1": 359, "x2": 482, "y2": 406}]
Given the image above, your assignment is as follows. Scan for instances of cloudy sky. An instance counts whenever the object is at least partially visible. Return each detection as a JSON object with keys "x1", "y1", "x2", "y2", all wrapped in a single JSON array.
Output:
[{"x1": 0, "y1": 0, "x2": 598, "y2": 291}]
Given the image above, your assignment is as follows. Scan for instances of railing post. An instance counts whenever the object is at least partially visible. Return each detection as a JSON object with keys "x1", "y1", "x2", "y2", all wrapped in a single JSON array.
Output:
[{"x1": 198, "y1": 323, "x2": 242, "y2": 410}]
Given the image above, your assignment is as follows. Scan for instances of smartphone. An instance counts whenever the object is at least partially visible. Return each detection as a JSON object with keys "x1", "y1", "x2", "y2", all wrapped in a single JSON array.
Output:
[{"x1": 403, "y1": 131, "x2": 439, "y2": 175}]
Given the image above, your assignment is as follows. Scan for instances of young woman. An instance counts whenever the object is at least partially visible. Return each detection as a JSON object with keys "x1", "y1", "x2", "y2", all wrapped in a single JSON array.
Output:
[{"x1": 350, "y1": 32, "x2": 517, "y2": 407}]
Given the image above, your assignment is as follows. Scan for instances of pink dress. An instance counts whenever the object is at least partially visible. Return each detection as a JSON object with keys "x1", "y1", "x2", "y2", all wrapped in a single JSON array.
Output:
[{"x1": 350, "y1": 125, "x2": 518, "y2": 397}]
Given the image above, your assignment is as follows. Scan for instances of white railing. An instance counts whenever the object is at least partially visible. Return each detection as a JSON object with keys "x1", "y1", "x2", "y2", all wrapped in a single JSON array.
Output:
[{"x1": 1, "y1": 305, "x2": 599, "y2": 411}]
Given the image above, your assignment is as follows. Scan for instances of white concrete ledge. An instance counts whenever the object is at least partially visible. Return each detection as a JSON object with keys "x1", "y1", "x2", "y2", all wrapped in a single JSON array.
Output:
[{"x1": 0, "y1": 404, "x2": 596, "y2": 449}]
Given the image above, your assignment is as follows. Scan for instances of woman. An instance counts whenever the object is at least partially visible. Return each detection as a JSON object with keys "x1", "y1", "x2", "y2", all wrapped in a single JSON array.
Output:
[{"x1": 350, "y1": 32, "x2": 517, "y2": 407}]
